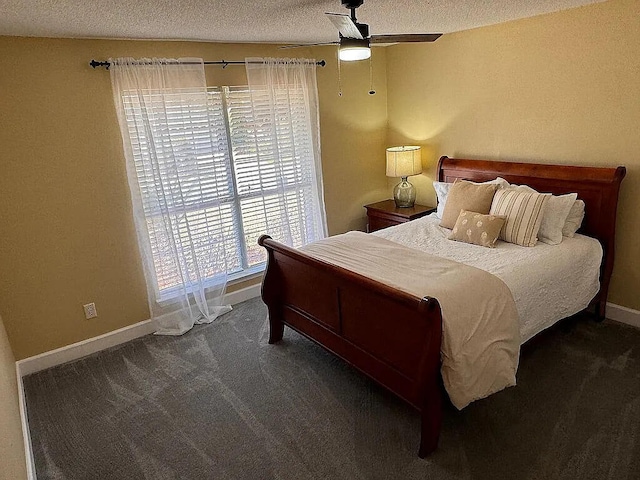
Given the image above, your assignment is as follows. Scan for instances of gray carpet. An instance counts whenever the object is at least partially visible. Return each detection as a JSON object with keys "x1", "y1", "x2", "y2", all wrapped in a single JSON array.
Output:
[{"x1": 24, "y1": 298, "x2": 640, "y2": 480}]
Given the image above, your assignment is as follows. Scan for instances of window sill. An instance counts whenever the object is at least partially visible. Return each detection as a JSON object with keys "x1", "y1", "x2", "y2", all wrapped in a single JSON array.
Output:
[
  {"x1": 156, "y1": 265, "x2": 265, "y2": 304},
  {"x1": 228, "y1": 264, "x2": 265, "y2": 286}
]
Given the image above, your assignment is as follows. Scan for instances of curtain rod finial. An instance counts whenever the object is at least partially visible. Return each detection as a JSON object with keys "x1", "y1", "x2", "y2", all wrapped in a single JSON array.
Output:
[{"x1": 90, "y1": 59, "x2": 110, "y2": 69}]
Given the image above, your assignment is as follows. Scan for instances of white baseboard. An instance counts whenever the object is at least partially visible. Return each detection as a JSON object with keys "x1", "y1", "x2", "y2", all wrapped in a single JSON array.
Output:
[
  {"x1": 607, "y1": 302, "x2": 640, "y2": 329},
  {"x1": 16, "y1": 369, "x2": 36, "y2": 480},
  {"x1": 225, "y1": 282, "x2": 261, "y2": 306},
  {"x1": 16, "y1": 283, "x2": 261, "y2": 377},
  {"x1": 16, "y1": 319, "x2": 156, "y2": 377}
]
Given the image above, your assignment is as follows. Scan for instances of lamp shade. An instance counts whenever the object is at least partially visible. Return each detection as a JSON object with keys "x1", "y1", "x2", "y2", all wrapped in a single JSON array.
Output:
[
  {"x1": 386, "y1": 146, "x2": 422, "y2": 178},
  {"x1": 339, "y1": 46, "x2": 371, "y2": 61},
  {"x1": 339, "y1": 38, "x2": 371, "y2": 61}
]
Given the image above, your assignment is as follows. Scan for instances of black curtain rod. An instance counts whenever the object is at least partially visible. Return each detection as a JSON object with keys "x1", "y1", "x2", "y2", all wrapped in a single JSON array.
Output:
[{"x1": 90, "y1": 59, "x2": 326, "y2": 70}]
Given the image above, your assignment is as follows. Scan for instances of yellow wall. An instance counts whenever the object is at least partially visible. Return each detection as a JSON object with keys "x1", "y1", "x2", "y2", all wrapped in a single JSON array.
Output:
[
  {"x1": 0, "y1": 315, "x2": 28, "y2": 480},
  {"x1": 0, "y1": 38, "x2": 388, "y2": 359},
  {"x1": 386, "y1": 0, "x2": 640, "y2": 310},
  {"x1": 2, "y1": 0, "x2": 638, "y2": 360}
]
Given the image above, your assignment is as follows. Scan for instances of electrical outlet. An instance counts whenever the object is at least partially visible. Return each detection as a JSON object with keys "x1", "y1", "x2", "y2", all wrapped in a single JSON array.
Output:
[{"x1": 83, "y1": 303, "x2": 98, "y2": 319}]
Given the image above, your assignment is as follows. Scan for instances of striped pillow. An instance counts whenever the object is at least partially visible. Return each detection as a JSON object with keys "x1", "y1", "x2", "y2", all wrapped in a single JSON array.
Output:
[{"x1": 489, "y1": 189, "x2": 549, "y2": 247}]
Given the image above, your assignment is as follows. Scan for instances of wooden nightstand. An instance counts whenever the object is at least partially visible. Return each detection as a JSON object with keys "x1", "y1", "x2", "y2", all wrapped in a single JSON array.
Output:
[{"x1": 364, "y1": 200, "x2": 436, "y2": 232}]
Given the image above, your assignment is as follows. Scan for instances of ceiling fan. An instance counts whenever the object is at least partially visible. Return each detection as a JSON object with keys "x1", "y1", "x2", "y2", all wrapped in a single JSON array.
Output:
[{"x1": 284, "y1": 0, "x2": 442, "y2": 61}]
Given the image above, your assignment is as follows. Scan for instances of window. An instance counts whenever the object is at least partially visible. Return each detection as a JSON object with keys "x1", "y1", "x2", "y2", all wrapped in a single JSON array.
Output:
[{"x1": 121, "y1": 86, "x2": 324, "y2": 300}]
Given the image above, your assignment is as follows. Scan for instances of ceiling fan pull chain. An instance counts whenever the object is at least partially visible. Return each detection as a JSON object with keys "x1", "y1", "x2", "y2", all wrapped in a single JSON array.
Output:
[
  {"x1": 369, "y1": 55, "x2": 375, "y2": 95},
  {"x1": 337, "y1": 48, "x2": 343, "y2": 97}
]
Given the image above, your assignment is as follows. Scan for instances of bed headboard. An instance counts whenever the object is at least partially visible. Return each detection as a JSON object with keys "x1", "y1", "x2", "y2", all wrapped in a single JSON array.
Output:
[{"x1": 437, "y1": 156, "x2": 626, "y2": 318}]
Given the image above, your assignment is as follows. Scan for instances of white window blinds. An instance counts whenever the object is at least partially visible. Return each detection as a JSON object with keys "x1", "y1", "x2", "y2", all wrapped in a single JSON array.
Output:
[
  {"x1": 121, "y1": 86, "x2": 324, "y2": 298},
  {"x1": 225, "y1": 86, "x2": 323, "y2": 267}
]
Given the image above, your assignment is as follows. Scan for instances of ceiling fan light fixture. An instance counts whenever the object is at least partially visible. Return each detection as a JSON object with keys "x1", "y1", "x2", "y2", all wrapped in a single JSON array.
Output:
[
  {"x1": 339, "y1": 38, "x2": 371, "y2": 61},
  {"x1": 339, "y1": 46, "x2": 371, "y2": 61}
]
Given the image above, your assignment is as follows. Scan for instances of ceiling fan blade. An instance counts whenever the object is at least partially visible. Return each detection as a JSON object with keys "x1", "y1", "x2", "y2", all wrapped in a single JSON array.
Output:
[
  {"x1": 279, "y1": 42, "x2": 339, "y2": 49},
  {"x1": 370, "y1": 33, "x2": 442, "y2": 44},
  {"x1": 325, "y1": 13, "x2": 363, "y2": 39}
]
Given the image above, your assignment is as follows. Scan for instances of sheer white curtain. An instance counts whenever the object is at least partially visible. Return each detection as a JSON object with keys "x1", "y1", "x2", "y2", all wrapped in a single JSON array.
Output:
[
  {"x1": 245, "y1": 57, "x2": 328, "y2": 244},
  {"x1": 110, "y1": 57, "x2": 231, "y2": 335}
]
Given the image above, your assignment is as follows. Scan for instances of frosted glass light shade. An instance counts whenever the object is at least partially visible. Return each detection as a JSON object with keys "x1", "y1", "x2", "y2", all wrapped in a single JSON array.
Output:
[
  {"x1": 386, "y1": 146, "x2": 422, "y2": 178},
  {"x1": 339, "y1": 46, "x2": 371, "y2": 61},
  {"x1": 339, "y1": 38, "x2": 371, "y2": 62}
]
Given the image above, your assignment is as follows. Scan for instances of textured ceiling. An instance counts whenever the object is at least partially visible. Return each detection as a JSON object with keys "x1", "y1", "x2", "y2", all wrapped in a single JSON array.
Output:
[{"x1": 0, "y1": 0, "x2": 604, "y2": 44}]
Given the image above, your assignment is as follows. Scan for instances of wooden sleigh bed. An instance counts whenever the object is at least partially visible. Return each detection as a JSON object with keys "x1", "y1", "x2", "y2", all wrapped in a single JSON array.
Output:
[{"x1": 258, "y1": 156, "x2": 626, "y2": 457}]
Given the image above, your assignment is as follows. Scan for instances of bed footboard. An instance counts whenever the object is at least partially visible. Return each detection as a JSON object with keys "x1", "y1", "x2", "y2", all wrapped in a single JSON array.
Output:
[{"x1": 258, "y1": 235, "x2": 443, "y2": 457}]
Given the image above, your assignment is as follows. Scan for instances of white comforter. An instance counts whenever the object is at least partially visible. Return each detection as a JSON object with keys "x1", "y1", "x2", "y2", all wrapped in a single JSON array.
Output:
[
  {"x1": 374, "y1": 214, "x2": 603, "y2": 343},
  {"x1": 301, "y1": 231, "x2": 520, "y2": 410}
]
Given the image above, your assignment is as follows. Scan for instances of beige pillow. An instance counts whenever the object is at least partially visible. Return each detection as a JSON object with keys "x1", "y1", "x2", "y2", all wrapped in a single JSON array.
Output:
[
  {"x1": 433, "y1": 177, "x2": 509, "y2": 219},
  {"x1": 448, "y1": 210, "x2": 506, "y2": 248},
  {"x1": 440, "y1": 180, "x2": 499, "y2": 229},
  {"x1": 490, "y1": 188, "x2": 549, "y2": 247}
]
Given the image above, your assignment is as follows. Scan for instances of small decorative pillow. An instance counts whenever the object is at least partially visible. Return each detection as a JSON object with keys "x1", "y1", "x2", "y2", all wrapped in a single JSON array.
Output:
[
  {"x1": 562, "y1": 199, "x2": 585, "y2": 237},
  {"x1": 490, "y1": 188, "x2": 549, "y2": 247},
  {"x1": 440, "y1": 181, "x2": 499, "y2": 229},
  {"x1": 449, "y1": 210, "x2": 506, "y2": 248}
]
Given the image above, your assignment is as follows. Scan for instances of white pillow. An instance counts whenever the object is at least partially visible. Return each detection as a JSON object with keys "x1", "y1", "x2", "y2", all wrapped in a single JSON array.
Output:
[
  {"x1": 433, "y1": 177, "x2": 509, "y2": 219},
  {"x1": 538, "y1": 193, "x2": 577, "y2": 244},
  {"x1": 563, "y1": 200, "x2": 585, "y2": 237},
  {"x1": 433, "y1": 182, "x2": 452, "y2": 219}
]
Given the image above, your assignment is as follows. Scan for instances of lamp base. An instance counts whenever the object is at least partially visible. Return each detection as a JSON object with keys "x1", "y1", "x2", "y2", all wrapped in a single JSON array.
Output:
[{"x1": 393, "y1": 177, "x2": 416, "y2": 208}]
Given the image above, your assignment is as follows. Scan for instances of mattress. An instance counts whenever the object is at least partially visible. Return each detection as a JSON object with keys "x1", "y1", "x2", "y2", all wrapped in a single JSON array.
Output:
[{"x1": 374, "y1": 214, "x2": 603, "y2": 343}]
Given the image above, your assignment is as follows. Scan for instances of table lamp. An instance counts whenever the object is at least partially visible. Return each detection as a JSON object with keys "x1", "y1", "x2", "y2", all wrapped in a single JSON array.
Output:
[{"x1": 386, "y1": 146, "x2": 422, "y2": 208}]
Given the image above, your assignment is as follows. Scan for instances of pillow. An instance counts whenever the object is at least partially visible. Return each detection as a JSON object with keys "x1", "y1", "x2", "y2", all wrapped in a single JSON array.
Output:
[
  {"x1": 433, "y1": 177, "x2": 508, "y2": 220},
  {"x1": 504, "y1": 184, "x2": 578, "y2": 244},
  {"x1": 489, "y1": 188, "x2": 549, "y2": 247},
  {"x1": 433, "y1": 181, "x2": 453, "y2": 219},
  {"x1": 537, "y1": 193, "x2": 577, "y2": 244},
  {"x1": 439, "y1": 181, "x2": 499, "y2": 229},
  {"x1": 448, "y1": 210, "x2": 506, "y2": 248},
  {"x1": 562, "y1": 199, "x2": 585, "y2": 237}
]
